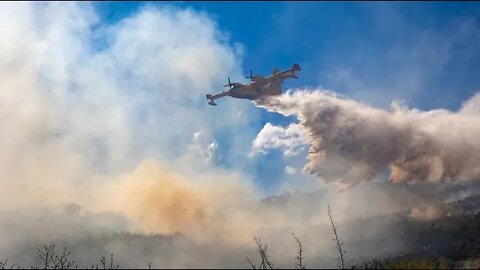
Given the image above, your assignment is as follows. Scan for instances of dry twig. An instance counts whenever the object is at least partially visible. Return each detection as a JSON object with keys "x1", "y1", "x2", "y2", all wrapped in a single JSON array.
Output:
[
  {"x1": 292, "y1": 233, "x2": 305, "y2": 270},
  {"x1": 328, "y1": 205, "x2": 346, "y2": 269}
]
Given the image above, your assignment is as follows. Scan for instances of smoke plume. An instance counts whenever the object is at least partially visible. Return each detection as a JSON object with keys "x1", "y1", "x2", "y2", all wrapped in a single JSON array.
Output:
[
  {"x1": 255, "y1": 89, "x2": 480, "y2": 190},
  {"x1": 101, "y1": 159, "x2": 269, "y2": 245},
  {"x1": 2, "y1": 2, "x2": 480, "y2": 268}
]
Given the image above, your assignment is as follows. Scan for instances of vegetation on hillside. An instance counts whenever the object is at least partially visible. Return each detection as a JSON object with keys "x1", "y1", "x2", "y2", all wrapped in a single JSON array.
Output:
[{"x1": 3, "y1": 207, "x2": 480, "y2": 269}]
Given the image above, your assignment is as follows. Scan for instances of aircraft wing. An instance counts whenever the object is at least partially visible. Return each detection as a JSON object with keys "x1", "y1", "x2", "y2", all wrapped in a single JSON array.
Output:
[{"x1": 251, "y1": 75, "x2": 267, "y2": 84}]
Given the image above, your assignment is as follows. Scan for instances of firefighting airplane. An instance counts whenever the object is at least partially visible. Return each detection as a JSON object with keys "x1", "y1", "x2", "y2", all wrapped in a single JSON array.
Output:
[{"x1": 206, "y1": 64, "x2": 301, "y2": 106}]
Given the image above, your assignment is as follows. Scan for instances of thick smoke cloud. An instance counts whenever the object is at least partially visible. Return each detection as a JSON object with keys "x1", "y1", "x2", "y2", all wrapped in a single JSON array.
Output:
[
  {"x1": 0, "y1": 1, "x2": 259, "y2": 210},
  {"x1": 2, "y1": 2, "x2": 480, "y2": 268},
  {"x1": 255, "y1": 89, "x2": 480, "y2": 190},
  {"x1": 102, "y1": 159, "x2": 267, "y2": 245},
  {"x1": 0, "y1": 2, "x2": 269, "y2": 267},
  {"x1": 0, "y1": 3, "x2": 371, "y2": 268}
]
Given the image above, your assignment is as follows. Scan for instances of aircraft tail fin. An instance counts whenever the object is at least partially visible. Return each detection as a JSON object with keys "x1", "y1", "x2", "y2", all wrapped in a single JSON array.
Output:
[
  {"x1": 275, "y1": 64, "x2": 302, "y2": 79},
  {"x1": 292, "y1": 64, "x2": 301, "y2": 71},
  {"x1": 289, "y1": 64, "x2": 301, "y2": 79}
]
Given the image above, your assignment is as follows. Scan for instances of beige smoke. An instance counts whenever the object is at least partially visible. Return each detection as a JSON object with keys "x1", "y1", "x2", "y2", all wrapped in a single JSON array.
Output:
[
  {"x1": 0, "y1": 1, "x2": 255, "y2": 210},
  {"x1": 0, "y1": 2, "x2": 280, "y2": 257},
  {"x1": 109, "y1": 160, "x2": 207, "y2": 235},
  {"x1": 255, "y1": 89, "x2": 480, "y2": 190},
  {"x1": 102, "y1": 159, "x2": 285, "y2": 245},
  {"x1": 2, "y1": 3, "x2": 474, "y2": 267},
  {"x1": 409, "y1": 203, "x2": 454, "y2": 221}
]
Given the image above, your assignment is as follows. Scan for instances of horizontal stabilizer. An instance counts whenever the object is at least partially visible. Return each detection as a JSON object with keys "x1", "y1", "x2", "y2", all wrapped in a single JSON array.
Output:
[{"x1": 206, "y1": 94, "x2": 217, "y2": 106}]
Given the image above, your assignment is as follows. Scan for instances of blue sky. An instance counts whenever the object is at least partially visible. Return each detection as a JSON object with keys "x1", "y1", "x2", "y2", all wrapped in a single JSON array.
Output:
[{"x1": 92, "y1": 2, "x2": 480, "y2": 194}]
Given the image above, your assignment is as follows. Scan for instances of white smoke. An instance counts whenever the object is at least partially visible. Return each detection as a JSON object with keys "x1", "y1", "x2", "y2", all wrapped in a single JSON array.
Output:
[
  {"x1": 0, "y1": 1, "x2": 260, "y2": 210},
  {"x1": 250, "y1": 123, "x2": 307, "y2": 157},
  {"x1": 255, "y1": 89, "x2": 480, "y2": 190},
  {"x1": 0, "y1": 2, "x2": 265, "y2": 264},
  {"x1": 3, "y1": 2, "x2": 480, "y2": 268}
]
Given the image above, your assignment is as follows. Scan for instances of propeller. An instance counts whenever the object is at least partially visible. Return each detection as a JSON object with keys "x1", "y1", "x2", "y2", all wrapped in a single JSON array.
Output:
[
  {"x1": 245, "y1": 69, "x2": 253, "y2": 80},
  {"x1": 223, "y1": 77, "x2": 233, "y2": 89}
]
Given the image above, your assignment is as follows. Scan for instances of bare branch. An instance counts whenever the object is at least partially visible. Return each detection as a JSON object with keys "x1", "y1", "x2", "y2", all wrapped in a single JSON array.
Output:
[
  {"x1": 246, "y1": 256, "x2": 257, "y2": 269},
  {"x1": 328, "y1": 205, "x2": 346, "y2": 269},
  {"x1": 292, "y1": 233, "x2": 305, "y2": 270},
  {"x1": 36, "y1": 244, "x2": 56, "y2": 269},
  {"x1": 53, "y1": 247, "x2": 76, "y2": 269},
  {"x1": 0, "y1": 258, "x2": 17, "y2": 270},
  {"x1": 99, "y1": 254, "x2": 119, "y2": 270},
  {"x1": 35, "y1": 244, "x2": 77, "y2": 270},
  {"x1": 254, "y1": 236, "x2": 274, "y2": 270}
]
